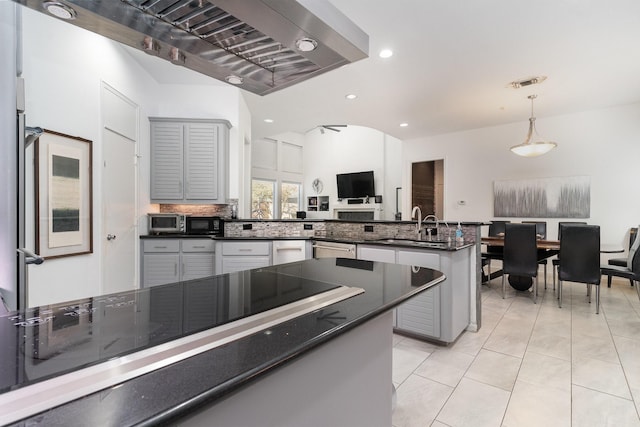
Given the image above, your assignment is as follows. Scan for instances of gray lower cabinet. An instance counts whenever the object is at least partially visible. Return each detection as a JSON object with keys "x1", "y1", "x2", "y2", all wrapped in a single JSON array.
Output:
[
  {"x1": 181, "y1": 239, "x2": 216, "y2": 281},
  {"x1": 150, "y1": 118, "x2": 230, "y2": 204},
  {"x1": 142, "y1": 239, "x2": 215, "y2": 287},
  {"x1": 357, "y1": 244, "x2": 470, "y2": 343}
]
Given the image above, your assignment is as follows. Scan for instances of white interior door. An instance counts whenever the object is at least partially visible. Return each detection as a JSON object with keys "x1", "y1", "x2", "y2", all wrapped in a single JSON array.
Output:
[{"x1": 101, "y1": 83, "x2": 138, "y2": 294}]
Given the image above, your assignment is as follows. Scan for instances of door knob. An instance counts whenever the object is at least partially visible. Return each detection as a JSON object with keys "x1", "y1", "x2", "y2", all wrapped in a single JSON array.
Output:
[{"x1": 107, "y1": 234, "x2": 117, "y2": 241}]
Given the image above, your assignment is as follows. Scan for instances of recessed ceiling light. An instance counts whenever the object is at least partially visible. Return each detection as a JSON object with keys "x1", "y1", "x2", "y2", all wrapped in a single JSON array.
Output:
[
  {"x1": 379, "y1": 49, "x2": 393, "y2": 59},
  {"x1": 43, "y1": 1, "x2": 76, "y2": 20},
  {"x1": 345, "y1": 94, "x2": 357, "y2": 100},
  {"x1": 295, "y1": 38, "x2": 318, "y2": 52},
  {"x1": 400, "y1": 123, "x2": 409, "y2": 127},
  {"x1": 225, "y1": 75, "x2": 243, "y2": 85},
  {"x1": 264, "y1": 119, "x2": 274, "y2": 123}
]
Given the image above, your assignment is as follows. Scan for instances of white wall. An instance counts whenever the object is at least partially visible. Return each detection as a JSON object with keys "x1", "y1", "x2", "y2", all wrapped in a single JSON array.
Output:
[
  {"x1": 402, "y1": 103, "x2": 640, "y2": 245},
  {"x1": 235, "y1": 95, "x2": 252, "y2": 218},
  {"x1": 21, "y1": 7, "x2": 243, "y2": 306},
  {"x1": 303, "y1": 126, "x2": 401, "y2": 220}
]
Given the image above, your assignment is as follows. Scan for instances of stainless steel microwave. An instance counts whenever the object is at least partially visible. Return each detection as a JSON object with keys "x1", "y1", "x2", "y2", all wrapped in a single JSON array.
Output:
[
  {"x1": 148, "y1": 213, "x2": 185, "y2": 234},
  {"x1": 185, "y1": 216, "x2": 224, "y2": 236}
]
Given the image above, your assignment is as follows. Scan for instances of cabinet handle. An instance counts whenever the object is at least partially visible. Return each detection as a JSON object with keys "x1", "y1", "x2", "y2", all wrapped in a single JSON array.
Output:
[
  {"x1": 193, "y1": 245, "x2": 206, "y2": 249},
  {"x1": 175, "y1": 264, "x2": 177, "y2": 275},
  {"x1": 276, "y1": 247, "x2": 303, "y2": 251},
  {"x1": 155, "y1": 246, "x2": 167, "y2": 249},
  {"x1": 238, "y1": 249, "x2": 252, "y2": 252},
  {"x1": 312, "y1": 245, "x2": 353, "y2": 253}
]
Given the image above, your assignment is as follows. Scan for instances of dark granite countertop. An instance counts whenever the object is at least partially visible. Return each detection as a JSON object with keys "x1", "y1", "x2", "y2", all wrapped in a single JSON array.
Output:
[
  {"x1": 0, "y1": 259, "x2": 444, "y2": 426},
  {"x1": 139, "y1": 235, "x2": 475, "y2": 251},
  {"x1": 315, "y1": 237, "x2": 475, "y2": 251},
  {"x1": 139, "y1": 234, "x2": 312, "y2": 240}
]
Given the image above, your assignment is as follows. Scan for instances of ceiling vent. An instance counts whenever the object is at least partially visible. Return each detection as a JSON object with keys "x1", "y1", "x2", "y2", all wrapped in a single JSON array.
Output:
[
  {"x1": 26, "y1": 0, "x2": 369, "y2": 95},
  {"x1": 508, "y1": 76, "x2": 547, "y2": 89}
]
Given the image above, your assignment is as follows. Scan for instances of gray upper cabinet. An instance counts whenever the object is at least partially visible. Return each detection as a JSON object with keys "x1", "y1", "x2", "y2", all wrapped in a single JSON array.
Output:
[{"x1": 150, "y1": 118, "x2": 230, "y2": 203}]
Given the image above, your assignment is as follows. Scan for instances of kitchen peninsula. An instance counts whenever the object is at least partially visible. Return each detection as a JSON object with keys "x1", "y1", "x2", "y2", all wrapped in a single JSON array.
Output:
[
  {"x1": 140, "y1": 218, "x2": 484, "y2": 341},
  {"x1": 221, "y1": 217, "x2": 483, "y2": 336},
  {"x1": 0, "y1": 258, "x2": 444, "y2": 426}
]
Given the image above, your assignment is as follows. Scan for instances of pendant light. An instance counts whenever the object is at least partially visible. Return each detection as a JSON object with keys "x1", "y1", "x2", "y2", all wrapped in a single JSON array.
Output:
[{"x1": 510, "y1": 95, "x2": 557, "y2": 157}]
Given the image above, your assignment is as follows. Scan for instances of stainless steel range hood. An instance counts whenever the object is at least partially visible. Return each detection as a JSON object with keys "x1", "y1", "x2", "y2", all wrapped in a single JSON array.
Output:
[{"x1": 15, "y1": 0, "x2": 369, "y2": 95}]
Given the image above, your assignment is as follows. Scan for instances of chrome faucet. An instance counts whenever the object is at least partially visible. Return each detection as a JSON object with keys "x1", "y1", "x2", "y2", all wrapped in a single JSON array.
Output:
[
  {"x1": 411, "y1": 206, "x2": 422, "y2": 236},
  {"x1": 423, "y1": 214, "x2": 438, "y2": 241}
]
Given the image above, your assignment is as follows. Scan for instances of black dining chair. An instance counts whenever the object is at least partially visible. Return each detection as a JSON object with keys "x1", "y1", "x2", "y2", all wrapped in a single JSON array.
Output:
[
  {"x1": 502, "y1": 223, "x2": 539, "y2": 302},
  {"x1": 601, "y1": 228, "x2": 640, "y2": 300},
  {"x1": 606, "y1": 227, "x2": 638, "y2": 287},
  {"x1": 482, "y1": 220, "x2": 510, "y2": 283},
  {"x1": 552, "y1": 221, "x2": 587, "y2": 290},
  {"x1": 557, "y1": 224, "x2": 601, "y2": 313},
  {"x1": 523, "y1": 221, "x2": 549, "y2": 289}
]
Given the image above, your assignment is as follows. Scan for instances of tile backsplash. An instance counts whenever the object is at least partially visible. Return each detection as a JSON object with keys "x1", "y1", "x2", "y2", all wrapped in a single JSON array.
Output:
[{"x1": 159, "y1": 203, "x2": 234, "y2": 218}]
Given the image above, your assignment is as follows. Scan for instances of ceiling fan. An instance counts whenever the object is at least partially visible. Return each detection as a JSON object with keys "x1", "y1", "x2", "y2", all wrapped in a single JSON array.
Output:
[{"x1": 320, "y1": 125, "x2": 347, "y2": 133}]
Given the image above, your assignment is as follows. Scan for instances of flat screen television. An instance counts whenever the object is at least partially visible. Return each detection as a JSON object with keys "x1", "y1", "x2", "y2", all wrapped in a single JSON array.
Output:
[{"x1": 336, "y1": 171, "x2": 375, "y2": 199}]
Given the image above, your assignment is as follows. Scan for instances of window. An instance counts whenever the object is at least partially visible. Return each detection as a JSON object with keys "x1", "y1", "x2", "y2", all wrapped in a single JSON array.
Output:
[
  {"x1": 251, "y1": 138, "x2": 303, "y2": 219},
  {"x1": 250, "y1": 180, "x2": 301, "y2": 219},
  {"x1": 280, "y1": 182, "x2": 301, "y2": 219},
  {"x1": 251, "y1": 179, "x2": 275, "y2": 219}
]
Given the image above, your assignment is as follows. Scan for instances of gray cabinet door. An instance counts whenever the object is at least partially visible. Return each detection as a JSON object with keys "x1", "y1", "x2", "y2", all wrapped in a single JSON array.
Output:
[
  {"x1": 150, "y1": 118, "x2": 229, "y2": 203},
  {"x1": 142, "y1": 253, "x2": 180, "y2": 287},
  {"x1": 181, "y1": 253, "x2": 215, "y2": 281},
  {"x1": 150, "y1": 121, "x2": 184, "y2": 200},
  {"x1": 396, "y1": 249, "x2": 441, "y2": 338},
  {"x1": 184, "y1": 122, "x2": 219, "y2": 200}
]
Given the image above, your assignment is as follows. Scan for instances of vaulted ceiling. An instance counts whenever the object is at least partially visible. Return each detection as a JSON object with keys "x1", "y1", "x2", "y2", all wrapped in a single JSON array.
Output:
[
  {"x1": 243, "y1": 0, "x2": 640, "y2": 140},
  {"x1": 119, "y1": 0, "x2": 640, "y2": 141}
]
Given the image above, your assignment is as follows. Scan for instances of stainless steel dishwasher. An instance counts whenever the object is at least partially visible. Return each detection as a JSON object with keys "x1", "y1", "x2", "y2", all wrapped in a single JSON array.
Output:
[{"x1": 312, "y1": 241, "x2": 356, "y2": 259}]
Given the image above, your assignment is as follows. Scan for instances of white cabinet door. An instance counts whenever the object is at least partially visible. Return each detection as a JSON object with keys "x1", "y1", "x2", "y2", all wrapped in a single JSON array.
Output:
[
  {"x1": 357, "y1": 245, "x2": 396, "y2": 263},
  {"x1": 222, "y1": 241, "x2": 271, "y2": 255},
  {"x1": 219, "y1": 240, "x2": 272, "y2": 273},
  {"x1": 397, "y1": 250, "x2": 440, "y2": 269},
  {"x1": 272, "y1": 240, "x2": 306, "y2": 265}
]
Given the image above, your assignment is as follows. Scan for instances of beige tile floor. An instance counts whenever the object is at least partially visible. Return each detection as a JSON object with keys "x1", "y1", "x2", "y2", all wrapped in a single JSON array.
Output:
[{"x1": 392, "y1": 273, "x2": 640, "y2": 427}]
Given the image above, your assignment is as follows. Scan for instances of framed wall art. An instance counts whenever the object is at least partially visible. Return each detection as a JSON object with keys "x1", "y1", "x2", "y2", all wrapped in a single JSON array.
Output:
[
  {"x1": 493, "y1": 175, "x2": 590, "y2": 218},
  {"x1": 35, "y1": 129, "x2": 93, "y2": 258}
]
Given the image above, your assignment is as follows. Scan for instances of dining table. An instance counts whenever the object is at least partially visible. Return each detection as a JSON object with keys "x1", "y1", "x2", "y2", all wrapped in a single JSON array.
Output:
[
  {"x1": 481, "y1": 236, "x2": 624, "y2": 289},
  {"x1": 481, "y1": 236, "x2": 560, "y2": 250}
]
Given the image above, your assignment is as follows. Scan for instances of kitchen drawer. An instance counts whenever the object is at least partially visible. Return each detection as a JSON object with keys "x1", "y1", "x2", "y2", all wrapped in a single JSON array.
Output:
[
  {"x1": 221, "y1": 256, "x2": 271, "y2": 274},
  {"x1": 272, "y1": 240, "x2": 307, "y2": 265},
  {"x1": 182, "y1": 239, "x2": 215, "y2": 253},
  {"x1": 142, "y1": 239, "x2": 180, "y2": 253},
  {"x1": 222, "y1": 241, "x2": 271, "y2": 256}
]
